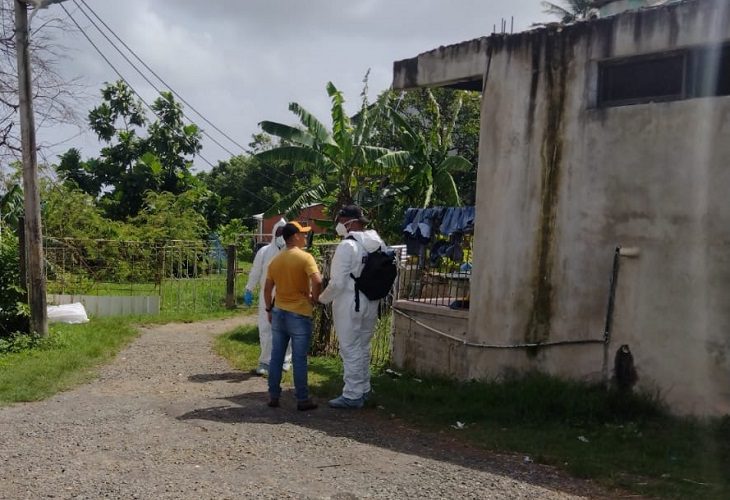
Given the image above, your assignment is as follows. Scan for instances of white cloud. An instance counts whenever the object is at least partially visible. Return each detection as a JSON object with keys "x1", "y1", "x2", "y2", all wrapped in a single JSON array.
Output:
[{"x1": 34, "y1": 0, "x2": 547, "y2": 170}]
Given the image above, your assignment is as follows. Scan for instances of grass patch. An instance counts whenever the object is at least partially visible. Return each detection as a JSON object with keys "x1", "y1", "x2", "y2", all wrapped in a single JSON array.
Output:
[
  {"x1": 215, "y1": 325, "x2": 343, "y2": 397},
  {"x1": 216, "y1": 325, "x2": 730, "y2": 499},
  {"x1": 0, "y1": 308, "x2": 246, "y2": 406},
  {"x1": 47, "y1": 262, "x2": 254, "y2": 314},
  {"x1": 0, "y1": 318, "x2": 137, "y2": 405},
  {"x1": 374, "y1": 373, "x2": 730, "y2": 499}
]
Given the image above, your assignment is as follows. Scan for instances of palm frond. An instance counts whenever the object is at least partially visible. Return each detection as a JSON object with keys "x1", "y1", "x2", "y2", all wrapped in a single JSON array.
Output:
[
  {"x1": 255, "y1": 146, "x2": 330, "y2": 168},
  {"x1": 438, "y1": 155, "x2": 472, "y2": 174},
  {"x1": 288, "y1": 103, "x2": 335, "y2": 146},
  {"x1": 387, "y1": 107, "x2": 419, "y2": 149},
  {"x1": 433, "y1": 170, "x2": 462, "y2": 207},
  {"x1": 375, "y1": 151, "x2": 412, "y2": 169},
  {"x1": 326, "y1": 82, "x2": 353, "y2": 149},
  {"x1": 259, "y1": 121, "x2": 316, "y2": 147},
  {"x1": 263, "y1": 183, "x2": 330, "y2": 218},
  {"x1": 541, "y1": 1, "x2": 572, "y2": 19}
]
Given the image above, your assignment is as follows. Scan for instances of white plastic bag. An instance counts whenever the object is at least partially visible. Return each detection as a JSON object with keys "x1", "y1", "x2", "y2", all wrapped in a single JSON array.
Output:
[{"x1": 47, "y1": 302, "x2": 89, "y2": 324}]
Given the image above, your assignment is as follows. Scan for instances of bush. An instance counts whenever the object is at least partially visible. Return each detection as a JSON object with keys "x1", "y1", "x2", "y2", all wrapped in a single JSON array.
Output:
[
  {"x1": 0, "y1": 234, "x2": 29, "y2": 337},
  {"x1": 0, "y1": 331, "x2": 56, "y2": 354}
]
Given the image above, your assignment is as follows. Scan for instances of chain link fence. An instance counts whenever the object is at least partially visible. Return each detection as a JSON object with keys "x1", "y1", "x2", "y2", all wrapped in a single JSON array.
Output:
[
  {"x1": 44, "y1": 237, "x2": 245, "y2": 314},
  {"x1": 43, "y1": 235, "x2": 398, "y2": 368}
]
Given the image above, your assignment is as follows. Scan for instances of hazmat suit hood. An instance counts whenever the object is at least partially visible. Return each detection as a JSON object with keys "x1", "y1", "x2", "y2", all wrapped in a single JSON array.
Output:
[
  {"x1": 346, "y1": 229, "x2": 384, "y2": 252},
  {"x1": 272, "y1": 218, "x2": 287, "y2": 248}
]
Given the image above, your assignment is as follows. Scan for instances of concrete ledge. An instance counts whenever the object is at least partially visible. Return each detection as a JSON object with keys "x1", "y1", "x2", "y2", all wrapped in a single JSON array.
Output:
[
  {"x1": 392, "y1": 300, "x2": 469, "y2": 378},
  {"x1": 393, "y1": 299, "x2": 469, "y2": 320},
  {"x1": 392, "y1": 37, "x2": 487, "y2": 91}
]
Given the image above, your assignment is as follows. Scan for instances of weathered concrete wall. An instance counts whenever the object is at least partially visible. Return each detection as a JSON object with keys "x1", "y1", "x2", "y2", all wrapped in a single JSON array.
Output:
[
  {"x1": 392, "y1": 38, "x2": 487, "y2": 91},
  {"x1": 392, "y1": 301, "x2": 469, "y2": 378},
  {"x1": 470, "y1": 0, "x2": 730, "y2": 415},
  {"x1": 597, "y1": 0, "x2": 681, "y2": 18}
]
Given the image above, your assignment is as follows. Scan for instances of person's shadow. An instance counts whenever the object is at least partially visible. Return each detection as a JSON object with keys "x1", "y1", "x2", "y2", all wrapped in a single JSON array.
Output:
[{"x1": 178, "y1": 338, "x2": 599, "y2": 497}]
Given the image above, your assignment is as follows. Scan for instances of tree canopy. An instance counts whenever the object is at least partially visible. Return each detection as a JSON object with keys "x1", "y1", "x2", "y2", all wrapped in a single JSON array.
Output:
[{"x1": 56, "y1": 81, "x2": 202, "y2": 220}]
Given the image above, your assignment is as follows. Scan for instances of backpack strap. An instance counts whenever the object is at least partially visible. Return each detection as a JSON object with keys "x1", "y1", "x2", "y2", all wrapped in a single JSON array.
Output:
[{"x1": 346, "y1": 235, "x2": 361, "y2": 312}]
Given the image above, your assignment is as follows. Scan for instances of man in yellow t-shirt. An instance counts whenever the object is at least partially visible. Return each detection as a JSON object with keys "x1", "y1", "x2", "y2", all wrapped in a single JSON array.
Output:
[{"x1": 264, "y1": 221, "x2": 322, "y2": 411}]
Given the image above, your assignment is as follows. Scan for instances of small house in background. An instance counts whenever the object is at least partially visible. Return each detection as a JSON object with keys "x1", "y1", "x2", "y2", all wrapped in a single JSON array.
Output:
[
  {"x1": 593, "y1": 0, "x2": 683, "y2": 17},
  {"x1": 391, "y1": 0, "x2": 730, "y2": 416},
  {"x1": 253, "y1": 203, "x2": 328, "y2": 244}
]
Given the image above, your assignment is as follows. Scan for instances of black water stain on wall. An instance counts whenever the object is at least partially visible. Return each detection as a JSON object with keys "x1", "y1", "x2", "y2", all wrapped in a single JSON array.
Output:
[{"x1": 525, "y1": 30, "x2": 569, "y2": 346}]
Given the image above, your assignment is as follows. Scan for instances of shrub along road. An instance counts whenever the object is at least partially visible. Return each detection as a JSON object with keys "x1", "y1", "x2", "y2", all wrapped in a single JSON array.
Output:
[{"x1": 0, "y1": 316, "x2": 615, "y2": 499}]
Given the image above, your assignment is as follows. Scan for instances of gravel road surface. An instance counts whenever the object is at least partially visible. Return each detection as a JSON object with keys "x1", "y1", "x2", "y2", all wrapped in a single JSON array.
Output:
[{"x1": 0, "y1": 317, "x2": 617, "y2": 499}]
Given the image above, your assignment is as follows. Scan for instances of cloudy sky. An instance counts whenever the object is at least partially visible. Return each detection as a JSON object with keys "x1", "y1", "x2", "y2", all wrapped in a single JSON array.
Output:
[{"x1": 35, "y1": 0, "x2": 548, "y2": 171}]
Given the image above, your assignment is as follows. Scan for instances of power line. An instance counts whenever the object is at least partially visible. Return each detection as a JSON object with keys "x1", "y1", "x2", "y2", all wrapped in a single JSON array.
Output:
[
  {"x1": 70, "y1": 0, "x2": 238, "y2": 159},
  {"x1": 77, "y1": 0, "x2": 250, "y2": 154},
  {"x1": 58, "y1": 3, "x2": 273, "y2": 208},
  {"x1": 70, "y1": 0, "x2": 295, "y2": 192}
]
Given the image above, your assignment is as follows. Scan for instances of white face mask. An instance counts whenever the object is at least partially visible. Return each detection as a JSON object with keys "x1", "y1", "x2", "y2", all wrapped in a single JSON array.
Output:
[
  {"x1": 335, "y1": 221, "x2": 352, "y2": 237},
  {"x1": 275, "y1": 236, "x2": 285, "y2": 249}
]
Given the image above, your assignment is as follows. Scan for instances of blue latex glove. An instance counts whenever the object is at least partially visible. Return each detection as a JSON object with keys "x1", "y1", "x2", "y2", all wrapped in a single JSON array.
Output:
[{"x1": 243, "y1": 289, "x2": 254, "y2": 306}]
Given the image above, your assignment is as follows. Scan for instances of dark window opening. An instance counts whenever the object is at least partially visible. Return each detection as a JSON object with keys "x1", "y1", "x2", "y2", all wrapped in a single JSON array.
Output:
[
  {"x1": 598, "y1": 44, "x2": 730, "y2": 108},
  {"x1": 599, "y1": 53, "x2": 687, "y2": 107}
]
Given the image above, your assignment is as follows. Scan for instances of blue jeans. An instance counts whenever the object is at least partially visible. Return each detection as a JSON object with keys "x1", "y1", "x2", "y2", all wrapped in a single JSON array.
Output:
[{"x1": 268, "y1": 307, "x2": 313, "y2": 401}]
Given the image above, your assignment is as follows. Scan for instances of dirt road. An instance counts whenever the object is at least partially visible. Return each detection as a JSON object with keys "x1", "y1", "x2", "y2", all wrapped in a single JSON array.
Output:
[{"x1": 0, "y1": 317, "x2": 613, "y2": 499}]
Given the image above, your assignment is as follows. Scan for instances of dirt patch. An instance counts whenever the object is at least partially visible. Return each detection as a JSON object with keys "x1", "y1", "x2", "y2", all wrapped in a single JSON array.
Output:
[{"x1": 0, "y1": 316, "x2": 619, "y2": 499}]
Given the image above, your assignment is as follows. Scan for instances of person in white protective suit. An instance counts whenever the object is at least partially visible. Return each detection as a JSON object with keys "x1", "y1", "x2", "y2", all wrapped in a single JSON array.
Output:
[
  {"x1": 319, "y1": 205, "x2": 386, "y2": 409},
  {"x1": 244, "y1": 218, "x2": 292, "y2": 375}
]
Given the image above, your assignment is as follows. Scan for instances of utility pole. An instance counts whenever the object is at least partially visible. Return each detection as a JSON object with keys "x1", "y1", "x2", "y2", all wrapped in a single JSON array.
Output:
[{"x1": 14, "y1": 0, "x2": 47, "y2": 336}]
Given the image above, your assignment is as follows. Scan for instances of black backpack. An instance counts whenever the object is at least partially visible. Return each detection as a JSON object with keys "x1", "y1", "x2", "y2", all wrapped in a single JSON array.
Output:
[{"x1": 348, "y1": 237, "x2": 398, "y2": 311}]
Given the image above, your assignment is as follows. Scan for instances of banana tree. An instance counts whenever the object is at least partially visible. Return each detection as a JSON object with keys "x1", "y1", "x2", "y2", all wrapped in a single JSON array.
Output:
[
  {"x1": 256, "y1": 81, "x2": 408, "y2": 219},
  {"x1": 387, "y1": 90, "x2": 472, "y2": 208}
]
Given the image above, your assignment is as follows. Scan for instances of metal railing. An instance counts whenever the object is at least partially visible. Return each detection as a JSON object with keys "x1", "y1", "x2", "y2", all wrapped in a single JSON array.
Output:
[{"x1": 396, "y1": 233, "x2": 472, "y2": 309}]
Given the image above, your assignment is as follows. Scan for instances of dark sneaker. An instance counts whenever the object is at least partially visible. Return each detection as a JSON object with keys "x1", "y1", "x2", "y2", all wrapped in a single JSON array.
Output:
[
  {"x1": 297, "y1": 399, "x2": 318, "y2": 411},
  {"x1": 328, "y1": 395, "x2": 364, "y2": 409},
  {"x1": 267, "y1": 398, "x2": 280, "y2": 408}
]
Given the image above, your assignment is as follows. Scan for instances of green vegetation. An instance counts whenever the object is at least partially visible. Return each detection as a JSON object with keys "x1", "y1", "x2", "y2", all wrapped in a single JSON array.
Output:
[
  {"x1": 215, "y1": 324, "x2": 343, "y2": 398},
  {"x1": 0, "y1": 232, "x2": 28, "y2": 336},
  {"x1": 541, "y1": 0, "x2": 595, "y2": 23},
  {"x1": 256, "y1": 77, "x2": 408, "y2": 219},
  {"x1": 58, "y1": 80, "x2": 202, "y2": 220},
  {"x1": 0, "y1": 310, "x2": 244, "y2": 406},
  {"x1": 217, "y1": 324, "x2": 730, "y2": 500},
  {"x1": 0, "y1": 318, "x2": 137, "y2": 404}
]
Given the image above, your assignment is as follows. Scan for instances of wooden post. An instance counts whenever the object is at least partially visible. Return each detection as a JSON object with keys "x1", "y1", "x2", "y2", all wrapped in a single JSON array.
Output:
[
  {"x1": 14, "y1": 0, "x2": 47, "y2": 335},
  {"x1": 225, "y1": 244, "x2": 236, "y2": 309}
]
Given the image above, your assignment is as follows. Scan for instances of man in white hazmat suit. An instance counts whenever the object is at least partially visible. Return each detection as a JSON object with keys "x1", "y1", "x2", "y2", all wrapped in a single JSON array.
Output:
[
  {"x1": 319, "y1": 205, "x2": 386, "y2": 409},
  {"x1": 244, "y1": 218, "x2": 291, "y2": 375}
]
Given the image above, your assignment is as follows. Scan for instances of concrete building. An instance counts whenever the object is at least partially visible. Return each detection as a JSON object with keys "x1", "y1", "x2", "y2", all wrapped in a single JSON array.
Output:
[
  {"x1": 593, "y1": 0, "x2": 683, "y2": 18},
  {"x1": 391, "y1": 0, "x2": 730, "y2": 416}
]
